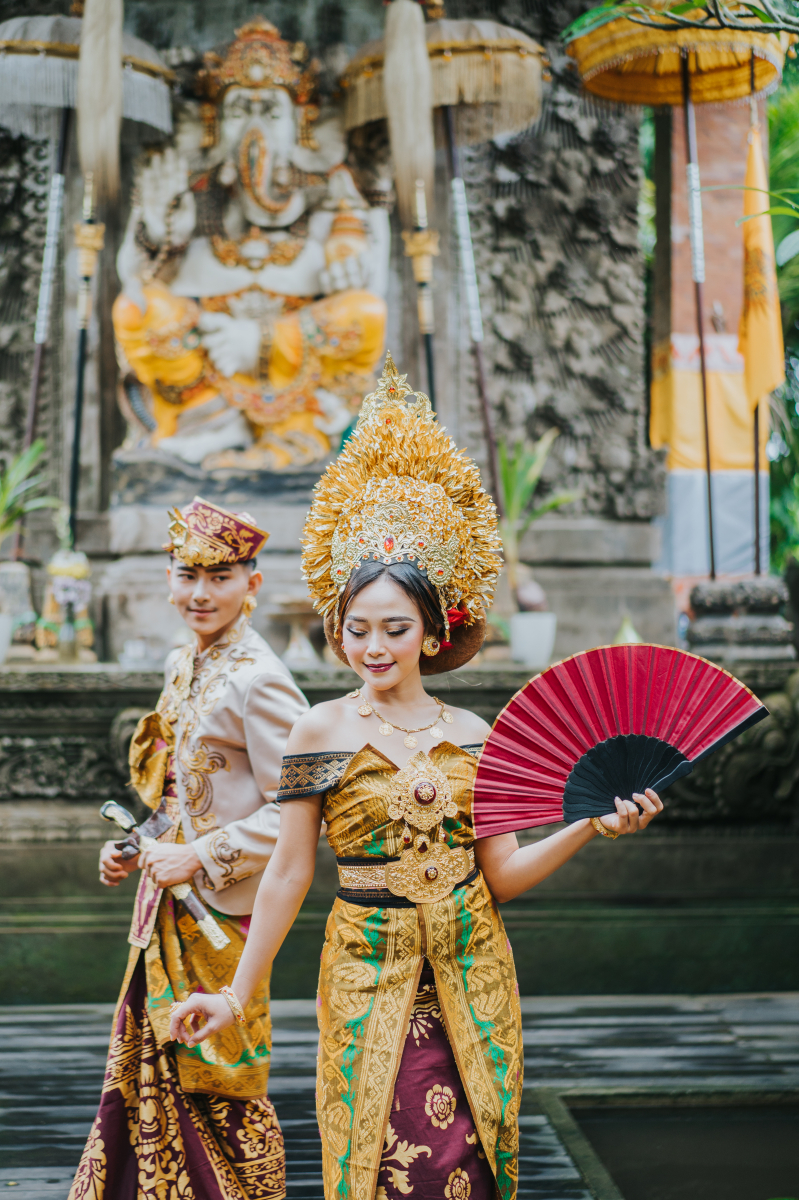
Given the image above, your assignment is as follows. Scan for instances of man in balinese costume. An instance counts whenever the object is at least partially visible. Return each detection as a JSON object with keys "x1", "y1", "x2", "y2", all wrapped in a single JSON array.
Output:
[
  {"x1": 113, "y1": 16, "x2": 387, "y2": 473},
  {"x1": 69, "y1": 498, "x2": 308, "y2": 1200}
]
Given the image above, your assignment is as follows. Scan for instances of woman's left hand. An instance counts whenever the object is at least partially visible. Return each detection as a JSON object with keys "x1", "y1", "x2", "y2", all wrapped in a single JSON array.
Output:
[{"x1": 596, "y1": 789, "x2": 663, "y2": 836}]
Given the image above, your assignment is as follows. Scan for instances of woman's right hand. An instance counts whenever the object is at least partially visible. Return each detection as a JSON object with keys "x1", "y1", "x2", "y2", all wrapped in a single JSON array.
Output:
[{"x1": 169, "y1": 993, "x2": 234, "y2": 1047}]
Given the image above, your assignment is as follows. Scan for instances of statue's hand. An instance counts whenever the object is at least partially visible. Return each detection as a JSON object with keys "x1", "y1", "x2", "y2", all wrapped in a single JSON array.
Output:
[
  {"x1": 199, "y1": 312, "x2": 261, "y2": 377},
  {"x1": 319, "y1": 251, "x2": 370, "y2": 296},
  {"x1": 139, "y1": 147, "x2": 196, "y2": 245}
]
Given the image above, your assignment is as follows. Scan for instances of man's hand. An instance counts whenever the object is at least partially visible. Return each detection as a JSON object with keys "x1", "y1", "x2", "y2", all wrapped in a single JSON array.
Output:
[
  {"x1": 138, "y1": 842, "x2": 203, "y2": 889},
  {"x1": 99, "y1": 839, "x2": 139, "y2": 888}
]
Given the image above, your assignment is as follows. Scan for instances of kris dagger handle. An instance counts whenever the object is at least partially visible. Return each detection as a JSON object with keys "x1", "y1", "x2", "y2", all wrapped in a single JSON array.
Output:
[{"x1": 100, "y1": 801, "x2": 230, "y2": 951}]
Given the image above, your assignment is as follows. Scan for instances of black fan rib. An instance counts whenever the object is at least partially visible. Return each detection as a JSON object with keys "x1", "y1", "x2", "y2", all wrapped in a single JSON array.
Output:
[{"x1": 562, "y1": 734, "x2": 691, "y2": 822}]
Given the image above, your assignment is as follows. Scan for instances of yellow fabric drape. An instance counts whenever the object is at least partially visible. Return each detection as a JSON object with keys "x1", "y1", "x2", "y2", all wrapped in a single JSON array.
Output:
[
  {"x1": 738, "y1": 124, "x2": 785, "y2": 409},
  {"x1": 650, "y1": 343, "x2": 769, "y2": 470}
]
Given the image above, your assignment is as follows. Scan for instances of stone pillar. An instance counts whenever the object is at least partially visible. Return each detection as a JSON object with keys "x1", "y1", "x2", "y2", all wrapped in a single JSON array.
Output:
[{"x1": 651, "y1": 100, "x2": 769, "y2": 583}]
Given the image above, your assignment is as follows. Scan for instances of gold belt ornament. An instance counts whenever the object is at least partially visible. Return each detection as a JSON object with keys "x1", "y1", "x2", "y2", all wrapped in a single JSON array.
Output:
[
  {"x1": 339, "y1": 847, "x2": 475, "y2": 898},
  {"x1": 340, "y1": 751, "x2": 476, "y2": 904}
]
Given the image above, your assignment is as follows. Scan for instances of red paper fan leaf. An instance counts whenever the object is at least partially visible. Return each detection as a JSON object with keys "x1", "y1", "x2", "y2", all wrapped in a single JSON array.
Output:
[{"x1": 473, "y1": 645, "x2": 768, "y2": 838}]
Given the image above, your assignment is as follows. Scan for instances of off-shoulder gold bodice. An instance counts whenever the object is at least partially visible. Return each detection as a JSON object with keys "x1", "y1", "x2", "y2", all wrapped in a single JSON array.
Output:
[{"x1": 277, "y1": 741, "x2": 481, "y2": 859}]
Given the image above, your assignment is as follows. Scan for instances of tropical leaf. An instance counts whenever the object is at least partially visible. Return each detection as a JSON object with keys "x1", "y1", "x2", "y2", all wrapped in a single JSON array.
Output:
[
  {"x1": 0, "y1": 440, "x2": 60, "y2": 545},
  {"x1": 497, "y1": 429, "x2": 579, "y2": 600}
]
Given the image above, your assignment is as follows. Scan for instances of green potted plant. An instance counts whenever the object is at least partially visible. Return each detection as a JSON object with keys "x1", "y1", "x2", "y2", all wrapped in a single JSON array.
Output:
[
  {"x1": 497, "y1": 428, "x2": 578, "y2": 669},
  {"x1": 0, "y1": 440, "x2": 60, "y2": 665}
]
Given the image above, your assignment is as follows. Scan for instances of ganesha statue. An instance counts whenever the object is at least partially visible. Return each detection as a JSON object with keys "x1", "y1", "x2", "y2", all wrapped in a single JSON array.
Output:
[{"x1": 113, "y1": 17, "x2": 388, "y2": 473}]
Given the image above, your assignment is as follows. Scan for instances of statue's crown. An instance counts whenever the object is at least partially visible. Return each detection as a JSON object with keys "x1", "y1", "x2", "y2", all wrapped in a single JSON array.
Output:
[{"x1": 199, "y1": 17, "x2": 318, "y2": 106}]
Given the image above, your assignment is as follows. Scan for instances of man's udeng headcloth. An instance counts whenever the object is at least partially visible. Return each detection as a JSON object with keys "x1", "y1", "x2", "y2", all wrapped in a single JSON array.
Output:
[{"x1": 164, "y1": 497, "x2": 269, "y2": 566}]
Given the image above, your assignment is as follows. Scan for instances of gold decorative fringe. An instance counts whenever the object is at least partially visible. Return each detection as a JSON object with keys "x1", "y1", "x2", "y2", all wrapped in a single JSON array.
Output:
[
  {"x1": 342, "y1": 19, "x2": 544, "y2": 144},
  {"x1": 0, "y1": 18, "x2": 174, "y2": 137},
  {"x1": 565, "y1": 15, "x2": 788, "y2": 107}
]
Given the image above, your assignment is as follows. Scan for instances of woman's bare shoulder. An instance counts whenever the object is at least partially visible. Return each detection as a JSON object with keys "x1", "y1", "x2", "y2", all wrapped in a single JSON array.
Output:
[
  {"x1": 285, "y1": 695, "x2": 360, "y2": 756},
  {"x1": 445, "y1": 704, "x2": 492, "y2": 744}
]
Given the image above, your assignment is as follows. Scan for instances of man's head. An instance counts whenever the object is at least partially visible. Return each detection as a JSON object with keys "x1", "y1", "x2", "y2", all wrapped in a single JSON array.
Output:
[
  {"x1": 162, "y1": 497, "x2": 269, "y2": 647},
  {"x1": 167, "y1": 558, "x2": 262, "y2": 642}
]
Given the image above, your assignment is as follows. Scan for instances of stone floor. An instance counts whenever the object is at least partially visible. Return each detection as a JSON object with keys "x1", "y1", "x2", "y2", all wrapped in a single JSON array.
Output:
[{"x1": 1, "y1": 993, "x2": 798, "y2": 1199}]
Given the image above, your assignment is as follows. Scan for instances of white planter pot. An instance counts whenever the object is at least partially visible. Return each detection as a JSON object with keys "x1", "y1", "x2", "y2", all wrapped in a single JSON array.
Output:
[
  {"x1": 509, "y1": 611, "x2": 557, "y2": 670},
  {"x1": 0, "y1": 614, "x2": 13, "y2": 666}
]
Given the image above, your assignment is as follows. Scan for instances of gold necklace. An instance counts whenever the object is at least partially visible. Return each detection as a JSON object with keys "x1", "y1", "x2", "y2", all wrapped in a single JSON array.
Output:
[{"x1": 347, "y1": 689, "x2": 455, "y2": 749}]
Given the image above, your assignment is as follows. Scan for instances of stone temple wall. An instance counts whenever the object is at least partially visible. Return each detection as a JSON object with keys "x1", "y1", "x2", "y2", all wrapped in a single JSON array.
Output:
[{"x1": 0, "y1": 0, "x2": 674, "y2": 659}]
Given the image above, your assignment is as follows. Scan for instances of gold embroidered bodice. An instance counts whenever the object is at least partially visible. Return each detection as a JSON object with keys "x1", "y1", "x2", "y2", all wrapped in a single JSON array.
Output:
[{"x1": 277, "y1": 742, "x2": 483, "y2": 859}]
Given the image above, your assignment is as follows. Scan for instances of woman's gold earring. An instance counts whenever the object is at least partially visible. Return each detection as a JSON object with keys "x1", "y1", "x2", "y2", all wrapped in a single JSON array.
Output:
[
  {"x1": 167, "y1": 594, "x2": 175, "y2": 605},
  {"x1": 421, "y1": 635, "x2": 440, "y2": 657},
  {"x1": 242, "y1": 595, "x2": 257, "y2": 618}
]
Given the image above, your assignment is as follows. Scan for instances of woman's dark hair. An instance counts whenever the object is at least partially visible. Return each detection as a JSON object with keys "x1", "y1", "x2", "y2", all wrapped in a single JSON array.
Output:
[{"x1": 338, "y1": 560, "x2": 445, "y2": 640}]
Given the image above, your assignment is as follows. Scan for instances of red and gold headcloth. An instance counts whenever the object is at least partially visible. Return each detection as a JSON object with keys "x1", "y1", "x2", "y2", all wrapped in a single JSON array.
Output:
[
  {"x1": 302, "y1": 352, "x2": 502, "y2": 637},
  {"x1": 164, "y1": 497, "x2": 269, "y2": 567}
]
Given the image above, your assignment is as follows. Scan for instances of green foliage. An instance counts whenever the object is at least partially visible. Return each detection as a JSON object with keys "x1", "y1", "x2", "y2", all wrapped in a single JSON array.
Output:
[
  {"x1": 768, "y1": 78, "x2": 799, "y2": 568},
  {"x1": 770, "y1": 85, "x2": 799, "y2": 334},
  {"x1": 769, "y1": 366, "x2": 799, "y2": 571},
  {"x1": 497, "y1": 430, "x2": 578, "y2": 601},
  {"x1": 0, "y1": 440, "x2": 60, "y2": 546}
]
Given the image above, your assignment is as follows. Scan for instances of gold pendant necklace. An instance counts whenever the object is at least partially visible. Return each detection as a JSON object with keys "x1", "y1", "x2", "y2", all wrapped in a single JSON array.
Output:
[{"x1": 349, "y1": 689, "x2": 454, "y2": 748}]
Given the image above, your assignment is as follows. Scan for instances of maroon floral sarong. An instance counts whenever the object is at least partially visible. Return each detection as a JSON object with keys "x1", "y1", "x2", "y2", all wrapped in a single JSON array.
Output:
[
  {"x1": 68, "y1": 956, "x2": 285, "y2": 1200},
  {"x1": 377, "y1": 961, "x2": 495, "y2": 1200}
]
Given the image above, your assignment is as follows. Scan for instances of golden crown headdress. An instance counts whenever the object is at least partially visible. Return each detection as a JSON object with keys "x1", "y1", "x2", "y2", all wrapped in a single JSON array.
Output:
[
  {"x1": 198, "y1": 18, "x2": 318, "y2": 107},
  {"x1": 302, "y1": 352, "x2": 502, "y2": 639}
]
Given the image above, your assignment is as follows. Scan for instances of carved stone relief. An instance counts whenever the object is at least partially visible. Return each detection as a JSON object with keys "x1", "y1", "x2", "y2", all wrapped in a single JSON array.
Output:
[{"x1": 0, "y1": 130, "x2": 58, "y2": 480}]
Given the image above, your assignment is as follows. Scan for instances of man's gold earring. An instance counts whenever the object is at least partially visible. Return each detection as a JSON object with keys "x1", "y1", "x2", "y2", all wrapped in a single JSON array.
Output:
[
  {"x1": 242, "y1": 595, "x2": 257, "y2": 618},
  {"x1": 421, "y1": 635, "x2": 440, "y2": 657},
  {"x1": 167, "y1": 594, "x2": 175, "y2": 605}
]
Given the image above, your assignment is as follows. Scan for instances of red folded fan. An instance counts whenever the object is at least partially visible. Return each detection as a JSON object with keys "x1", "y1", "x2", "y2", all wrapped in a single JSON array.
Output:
[{"x1": 473, "y1": 644, "x2": 768, "y2": 838}]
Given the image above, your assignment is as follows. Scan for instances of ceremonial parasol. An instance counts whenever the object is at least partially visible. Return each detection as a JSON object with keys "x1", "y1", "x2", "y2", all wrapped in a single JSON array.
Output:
[
  {"x1": 341, "y1": 4, "x2": 545, "y2": 503},
  {"x1": 563, "y1": 3, "x2": 790, "y2": 578},
  {"x1": 0, "y1": 8, "x2": 173, "y2": 550}
]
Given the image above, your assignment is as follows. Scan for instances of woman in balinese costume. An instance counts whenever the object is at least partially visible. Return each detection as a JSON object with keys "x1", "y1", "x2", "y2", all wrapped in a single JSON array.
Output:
[{"x1": 170, "y1": 353, "x2": 663, "y2": 1200}]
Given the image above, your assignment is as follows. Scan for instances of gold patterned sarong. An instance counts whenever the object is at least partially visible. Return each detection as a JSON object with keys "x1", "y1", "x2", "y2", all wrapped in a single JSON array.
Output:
[
  {"x1": 68, "y1": 894, "x2": 284, "y2": 1200},
  {"x1": 277, "y1": 742, "x2": 523, "y2": 1200}
]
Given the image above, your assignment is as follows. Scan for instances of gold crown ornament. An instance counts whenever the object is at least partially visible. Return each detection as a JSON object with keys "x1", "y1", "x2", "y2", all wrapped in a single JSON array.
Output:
[
  {"x1": 198, "y1": 18, "x2": 319, "y2": 147},
  {"x1": 302, "y1": 352, "x2": 502, "y2": 673},
  {"x1": 164, "y1": 497, "x2": 269, "y2": 567}
]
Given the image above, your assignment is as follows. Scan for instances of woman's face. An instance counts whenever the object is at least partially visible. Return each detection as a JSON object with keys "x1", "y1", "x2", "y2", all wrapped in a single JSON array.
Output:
[{"x1": 341, "y1": 575, "x2": 426, "y2": 689}]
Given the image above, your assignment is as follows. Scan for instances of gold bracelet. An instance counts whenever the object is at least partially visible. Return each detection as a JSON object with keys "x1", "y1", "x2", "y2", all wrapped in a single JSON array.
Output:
[
  {"x1": 219, "y1": 984, "x2": 246, "y2": 1025},
  {"x1": 590, "y1": 816, "x2": 619, "y2": 840}
]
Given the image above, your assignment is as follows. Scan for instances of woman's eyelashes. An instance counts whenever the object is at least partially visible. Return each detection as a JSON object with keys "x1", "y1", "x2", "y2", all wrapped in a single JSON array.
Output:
[{"x1": 344, "y1": 626, "x2": 412, "y2": 638}]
